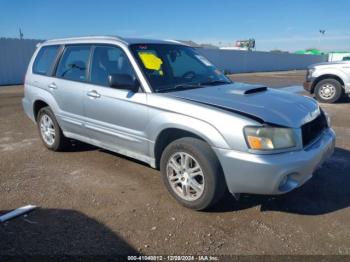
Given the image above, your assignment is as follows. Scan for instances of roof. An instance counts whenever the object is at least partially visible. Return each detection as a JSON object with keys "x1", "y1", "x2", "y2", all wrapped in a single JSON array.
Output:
[
  {"x1": 42, "y1": 35, "x2": 186, "y2": 46},
  {"x1": 176, "y1": 40, "x2": 202, "y2": 48}
]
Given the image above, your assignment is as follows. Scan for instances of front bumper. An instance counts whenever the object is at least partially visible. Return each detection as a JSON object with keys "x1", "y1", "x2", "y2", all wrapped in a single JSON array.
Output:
[
  {"x1": 303, "y1": 80, "x2": 313, "y2": 92},
  {"x1": 213, "y1": 128, "x2": 335, "y2": 195}
]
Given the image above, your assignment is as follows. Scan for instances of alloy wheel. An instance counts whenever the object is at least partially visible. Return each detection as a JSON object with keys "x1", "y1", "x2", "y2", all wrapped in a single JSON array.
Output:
[
  {"x1": 40, "y1": 114, "x2": 56, "y2": 146},
  {"x1": 166, "y1": 152, "x2": 205, "y2": 201}
]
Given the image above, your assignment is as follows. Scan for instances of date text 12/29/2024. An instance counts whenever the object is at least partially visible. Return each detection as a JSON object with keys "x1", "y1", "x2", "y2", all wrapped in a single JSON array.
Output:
[{"x1": 127, "y1": 255, "x2": 219, "y2": 261}]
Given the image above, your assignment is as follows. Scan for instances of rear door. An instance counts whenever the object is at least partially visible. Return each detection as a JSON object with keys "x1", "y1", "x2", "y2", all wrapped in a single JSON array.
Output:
[
  {"x1": 52, "y1": 45, "x2": 92, "y2": 136},
  {"x1": 83, "y1": 45, "x2": 149, "y2": 158}
]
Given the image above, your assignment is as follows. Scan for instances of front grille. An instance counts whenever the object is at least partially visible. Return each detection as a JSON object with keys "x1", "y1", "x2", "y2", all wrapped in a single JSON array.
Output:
[{"x1": 301, "y1": 111, "x2": 328, "y2": 146}]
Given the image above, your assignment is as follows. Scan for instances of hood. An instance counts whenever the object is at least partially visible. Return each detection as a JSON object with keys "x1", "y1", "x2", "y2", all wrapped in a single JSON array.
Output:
[{"x1": 163, "y1": 83, "x2": 319, "y2": 128}]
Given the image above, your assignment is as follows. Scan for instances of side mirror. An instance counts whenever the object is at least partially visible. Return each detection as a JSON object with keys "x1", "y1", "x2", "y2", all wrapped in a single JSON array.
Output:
[{"x1": 108, "y1": 74, "x2": 139, "y2": 92}]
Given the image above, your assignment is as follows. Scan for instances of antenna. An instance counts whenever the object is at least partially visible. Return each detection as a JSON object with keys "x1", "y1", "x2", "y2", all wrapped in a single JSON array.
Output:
[{"x1": 19, "y1": 28, "x2": 24, "y2": 40}]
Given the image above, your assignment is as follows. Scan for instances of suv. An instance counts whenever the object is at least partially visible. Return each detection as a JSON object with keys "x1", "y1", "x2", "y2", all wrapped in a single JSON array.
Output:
[
  {"x1": 23, "y1": 36, "x2": 335, "y2": 210},
  {"x1": 303, "y1": 61, "x2": 350, "y2": 103}
]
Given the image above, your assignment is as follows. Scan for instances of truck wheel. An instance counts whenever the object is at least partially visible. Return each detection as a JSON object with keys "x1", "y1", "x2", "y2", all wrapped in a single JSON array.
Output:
[
  {"x1": 160, "y1": 137, "x2": 226, "y2": 210},
  {"x1": 314, "y1": 79, "x2": 344, "y2": 103},
  {"x1": 37, "y1": 107, "x2": 70, "y2": 151}
]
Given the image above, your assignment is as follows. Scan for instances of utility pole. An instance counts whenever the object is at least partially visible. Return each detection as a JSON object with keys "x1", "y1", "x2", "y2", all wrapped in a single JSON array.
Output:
[
  {"x1": 19, "y1": 28, "x2": 24, "y2": 40},
  {"x1": 318, "y1": 29, "x2": 325, "y2": 49}
]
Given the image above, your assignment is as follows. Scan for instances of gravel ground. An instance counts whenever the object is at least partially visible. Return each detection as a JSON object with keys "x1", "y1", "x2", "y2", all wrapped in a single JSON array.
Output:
[{"x1": 1, "y1": 71, "x2": 350, "y2": 257}]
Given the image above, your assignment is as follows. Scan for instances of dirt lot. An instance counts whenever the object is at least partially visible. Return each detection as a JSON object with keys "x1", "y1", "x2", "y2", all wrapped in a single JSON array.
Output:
[{"x1": 1, "y1": 71, "x2": 350, "y2": 257}]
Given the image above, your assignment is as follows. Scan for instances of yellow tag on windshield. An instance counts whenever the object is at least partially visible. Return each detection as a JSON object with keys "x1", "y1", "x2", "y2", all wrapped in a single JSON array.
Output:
[{"x1": 139, "y1": 52, "x2": 163, "y2": 71}]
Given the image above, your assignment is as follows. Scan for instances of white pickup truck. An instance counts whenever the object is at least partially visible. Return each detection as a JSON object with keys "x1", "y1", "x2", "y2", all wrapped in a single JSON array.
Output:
[{"x1": 303, "y1": 61, "x2": 350, "y2": 103}]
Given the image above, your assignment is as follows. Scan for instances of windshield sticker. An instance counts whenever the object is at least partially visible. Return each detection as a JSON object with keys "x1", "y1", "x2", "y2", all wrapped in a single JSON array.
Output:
[
  {"x1": 195, "y1": 55, "x2": 213, "y2": 67},
  {"x1": 139, "y1": 52, "x2": 163, "y2": 71}
]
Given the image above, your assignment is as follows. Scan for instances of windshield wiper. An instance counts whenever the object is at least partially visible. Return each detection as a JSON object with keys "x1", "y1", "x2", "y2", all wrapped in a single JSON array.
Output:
[
  {"x1": 174, "y1": 83, "x2": 202, "y2": 89},
  {"x1": 157, "y1": 83, "x2": 202, "y2": 93},
  {"x1": 156, "y1": 80, "x2": 231, "y2": 93},
  {"x1": 199, "y1": 79, "x2": 232, "y2": 86}
]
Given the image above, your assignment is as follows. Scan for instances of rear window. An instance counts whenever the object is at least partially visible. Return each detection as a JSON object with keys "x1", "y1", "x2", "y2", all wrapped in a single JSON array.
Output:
[{"x1": 32, "y1": 45, "x2": 60, "y2": 75}]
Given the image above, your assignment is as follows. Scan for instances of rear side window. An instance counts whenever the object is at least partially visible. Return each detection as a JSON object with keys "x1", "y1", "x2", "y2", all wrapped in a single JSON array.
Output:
[
  {"x1": 32, "y1": 45, "x2": 60, "y2": 75},
  {"x1": 55, "y1": 45, "x2": 91, "y2": 82}
]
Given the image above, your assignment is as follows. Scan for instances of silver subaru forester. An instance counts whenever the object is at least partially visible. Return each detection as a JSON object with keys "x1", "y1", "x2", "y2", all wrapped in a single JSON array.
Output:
[{"x1": 23, "y1": 36, "x2": 335, "y2": 210}]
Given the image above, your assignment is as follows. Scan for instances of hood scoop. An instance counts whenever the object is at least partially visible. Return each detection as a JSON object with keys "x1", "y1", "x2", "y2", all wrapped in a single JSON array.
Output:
[{"x1": 229, "y1": 86, "x2": 268, "y2": 95}]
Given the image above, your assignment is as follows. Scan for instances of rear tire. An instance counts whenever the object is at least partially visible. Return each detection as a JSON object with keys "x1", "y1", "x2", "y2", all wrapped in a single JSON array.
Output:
[
  {"x1": 37, "y1": 107, "x2": 70, "y2": 151},
  {"x1": 314, "y1": 79, "x2": 344, "y2": 103},
  {"x1": 160, "y1": 137, "x2": 227, "y2": 210}
]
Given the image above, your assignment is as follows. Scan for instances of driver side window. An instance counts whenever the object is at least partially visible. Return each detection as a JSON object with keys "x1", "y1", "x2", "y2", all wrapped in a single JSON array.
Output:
[{"x1": 90, "y1": 46, "x2": 135, "y2": 87}]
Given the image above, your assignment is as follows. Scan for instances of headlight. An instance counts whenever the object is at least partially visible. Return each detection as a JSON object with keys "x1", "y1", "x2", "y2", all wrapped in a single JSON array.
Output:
[
  {"x1": 244, "y1": 126, "x2": 296, "y2": 150},
  {"x1": 306, "y1": 68, "x2": 315, "y2": 79}
]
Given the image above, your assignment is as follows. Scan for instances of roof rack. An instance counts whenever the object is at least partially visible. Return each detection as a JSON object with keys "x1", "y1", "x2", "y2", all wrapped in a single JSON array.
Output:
[
  {"x1": 164, "y1": 39, "x2": 189, "y2": 46},
  {"x1": 44, "y1": 35, "x2": 126, "y2": 44}
]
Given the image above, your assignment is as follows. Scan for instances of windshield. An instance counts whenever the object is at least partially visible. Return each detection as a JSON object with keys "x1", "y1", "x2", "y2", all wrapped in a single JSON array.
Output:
[{"x1": 130, "y1": 44, "x2": 231, "y2": 92}]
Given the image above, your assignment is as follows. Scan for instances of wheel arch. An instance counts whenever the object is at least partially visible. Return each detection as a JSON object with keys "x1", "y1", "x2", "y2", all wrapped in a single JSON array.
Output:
[
  {"x1": 311, "y1": 74, "x2": 345, "y2": 93},
  {"x1": 152, "y1": 124, "x2": 230, "y2": 170},
  {"x1": 148, "y1": 112, "x2": 231, "y2": 169},
  {"x1": 33, "y1": 100, "x2": 49, "y2": 121},
  {"x1": 154, "y1": 128, "x2": 206, "y2": 169}
]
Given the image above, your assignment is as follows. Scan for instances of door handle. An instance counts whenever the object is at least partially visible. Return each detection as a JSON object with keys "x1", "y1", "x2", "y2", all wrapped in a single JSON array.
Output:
[
  {"x1": 87, "y1": 90, "x2": 101, "y2": 99},
  {"x1": 48, "y1": 82, "x2": 57, "y2": 89}
]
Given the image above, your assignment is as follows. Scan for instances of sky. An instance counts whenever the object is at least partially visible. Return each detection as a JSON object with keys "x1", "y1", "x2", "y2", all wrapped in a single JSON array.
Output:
[{"x1": 1, "y1": 0, "x2": 349, "y2": 52}]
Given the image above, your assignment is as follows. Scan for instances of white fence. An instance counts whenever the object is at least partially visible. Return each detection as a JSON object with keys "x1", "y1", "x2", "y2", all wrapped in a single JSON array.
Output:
[
  {"x1": 0, "y1": 38, "x2": 41, "y2": 85},
  {"x1": 0, "y1": 38, "x2": 328, "y2": 85}
]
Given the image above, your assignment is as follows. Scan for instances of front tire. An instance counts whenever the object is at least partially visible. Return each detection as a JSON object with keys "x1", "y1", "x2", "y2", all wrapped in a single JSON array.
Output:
[
  {"x1": 314, "y1": 79, "x2": 344, "y2": 103},
  {"x1": 160, "y1": 137, "x2": 226, "y2": 210},
  {"x1": 37, "y1": 107, "x2": 70, "y2": 151}
]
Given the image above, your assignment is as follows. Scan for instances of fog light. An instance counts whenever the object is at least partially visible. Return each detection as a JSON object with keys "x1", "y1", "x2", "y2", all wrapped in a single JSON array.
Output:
[
  {"x1": 278, "y1": 174, "x2": 299, "y2": 192},
  {"x1": 279, "y1": 175, "x2": 288, "y2": 187}
]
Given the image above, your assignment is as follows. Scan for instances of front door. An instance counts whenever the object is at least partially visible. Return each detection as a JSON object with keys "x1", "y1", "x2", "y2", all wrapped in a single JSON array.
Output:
[{"x1": 83, "y1": 45, "x2": 149, "y2": 160}]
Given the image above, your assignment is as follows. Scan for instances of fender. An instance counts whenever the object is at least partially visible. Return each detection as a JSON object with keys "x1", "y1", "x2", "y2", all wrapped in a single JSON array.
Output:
[
  {"x1": 28, "y1": 84, "x2": 63, "y2": 124},
  {"x1": 146, "y1": 111, "x2": 231, "y2": 159}
]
